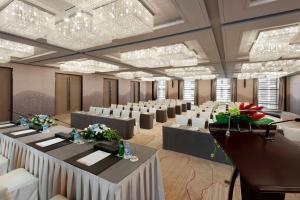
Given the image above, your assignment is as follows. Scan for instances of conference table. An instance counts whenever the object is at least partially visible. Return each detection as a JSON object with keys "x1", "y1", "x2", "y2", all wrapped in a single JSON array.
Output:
[
  {"x1": 0, "y1": 125, "x2": 164, "y2": 200},
  {"x1": 162, "y1": 124, "x2": 229, "y2": 164},
  {"x1": 210, "y1": 124, "x2": 300, "y2": 200},
  {"x1": 71, "y1": 111, "x2": 135, "y2": 139}
]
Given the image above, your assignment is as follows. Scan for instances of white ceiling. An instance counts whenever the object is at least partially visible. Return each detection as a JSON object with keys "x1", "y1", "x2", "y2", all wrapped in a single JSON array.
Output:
[{"x1": 1, "y1": 0, "x2": 300, "y2": 78}]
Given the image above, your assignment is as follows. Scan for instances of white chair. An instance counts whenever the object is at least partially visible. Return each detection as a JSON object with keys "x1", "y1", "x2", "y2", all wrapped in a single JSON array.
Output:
[
  {"x1": 50, "y1": 195, "x2": 68, "y2": 200},
  {"x1": 175, "y1": 115, "x2": 189, "y2": 126},
  {"x1": 121, "y1": 110, "x2": 130, "y2": 118},
  {"x1": 132, "y1": 111, "x2": 141, "y2": 133},
  {"x1": 0, "y1": 168, "x2": 38, "y2": 200},
  {"x1": 95, "y1": 107, "x2": 103, "y2": 115},
  {"x1": 187, "y1": 110, "x2": 197, "y2": 118},
  {"x1": 140, "y1": 107, "x2": 148, "y2": 113},
  {"x1": 161, "y1": 105, "x2": 168, "y2": 110},
  {"x1": 132, "y1": 106, "x2": 140, "y2": 111},
  {"x1": 0, "y1": 155, "x2": 8, "y2": 176},
  {"x1": 192, "y1": 117, "x2": 206, "y2": 129},
  {"x1": 282, "y1": 127, "x2": 300, "y2": 144},
  {"x1": 149, "y1": 107, "x2": 157, "y2": 125},
  {"x1": 102, "y1": 108, "x2": 111, "y2": 116},
  {"x1": 112, "y1": 109, "x2": 121, "y2": 117},
  {"x1": 117, "y1": 104, "x2": 124, "y2": 109},
  {"x1": 111, "y1": 104, "x2": 117, "y2": 109},
  {"x1": 200, "y1": 112, "x2": 211, "y2": 120},
  {"x1": 124, "y1": 105, "x2": 131, "y2": 110},
  {"x1": 89, "y1": 106, "x2": 96, "y2": 113}
]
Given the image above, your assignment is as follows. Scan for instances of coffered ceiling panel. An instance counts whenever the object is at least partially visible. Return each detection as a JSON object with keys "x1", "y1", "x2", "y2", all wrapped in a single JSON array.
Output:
[{"x1": 219, "y1": 0, "x2": 300, "y2": 23}]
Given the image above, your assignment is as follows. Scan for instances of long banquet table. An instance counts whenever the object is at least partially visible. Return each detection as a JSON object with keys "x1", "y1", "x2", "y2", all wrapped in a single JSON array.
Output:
[
  {"x1": 0, "y1": 125, "x2": 164, "y2": 200},
  {"x1": 71, "y1": 112, "x2": 135, "y2": 139}
]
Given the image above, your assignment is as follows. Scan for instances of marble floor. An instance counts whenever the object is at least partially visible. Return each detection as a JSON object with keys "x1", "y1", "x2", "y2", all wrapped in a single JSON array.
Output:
[{"x1": 56, "y1": 114, "x2": 300, "y2": 200}]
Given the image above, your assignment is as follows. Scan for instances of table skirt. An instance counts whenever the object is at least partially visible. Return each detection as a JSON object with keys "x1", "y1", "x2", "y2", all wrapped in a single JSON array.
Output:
[{"x1": 0, "y1": 134, "x2": 164, "y2": 200}]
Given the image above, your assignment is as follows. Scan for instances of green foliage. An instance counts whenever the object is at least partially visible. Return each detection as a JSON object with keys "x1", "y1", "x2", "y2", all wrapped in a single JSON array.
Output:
[
  {"x1": 254, "y1": 118, "x2": 274, "y2": 126},
  {"x1": 81, "y1": 123, "x2": 121, "y2": 142}
]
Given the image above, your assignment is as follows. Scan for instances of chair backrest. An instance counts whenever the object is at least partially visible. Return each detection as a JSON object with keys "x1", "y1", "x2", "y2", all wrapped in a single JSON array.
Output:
[
  {"x1": 140, "y1": 107, "x2": 148, "y2": 113},
  {"x1": 121, "y1": 110, "x2": 130, "y2": 118},
  {"x1": 149, "y1": 107, "x2": 156, "y2": 114},
  {"x1": 176, "y1": 115, "x2": 189, "y2": 126},
  {"x1": 102, "y1": 108, "x2": 111, "y2": 116},
  {"x1": 283, "y1": 127, "x2": 300, "y2": 142},
  {"x1": 89, "y1": 106, "x2": 96, "y2": 113},
  {"x1": 187, "y1": 110, "x2": 197, "y2": 118},
  {"x1": 95, "y1": 107, "x2": 103, "y2": 115},
  {"x1": 124, "y1": 105, "x2": 131, "y2": 110},
  {"x1": 200, "y1": 112, "x2": 211, "y2": 120},
  {"x1": 117, "y1": 104, "x2": 124, "y2": 109},
  {"x1": 192, "y1": 117, "x2": 206, "y2": 129},
  {"x1": 160, "y1": 105, "x2": 168, "y2": 110},
  {"x1": 131, "y1": 111, "x2": 140, "y2": 123},
  {"x1": 191, "y1": 105, "x2": 198, "y2": 111},
  {"x1": 111, "y1": 104, "x2": 117, "y2": 109},
  {"x1": 132, "y1": 106, "x2": 140, "y2": 111},
  {"x1": 112, "y1": 109, "x2": 121, "y2": 117}
]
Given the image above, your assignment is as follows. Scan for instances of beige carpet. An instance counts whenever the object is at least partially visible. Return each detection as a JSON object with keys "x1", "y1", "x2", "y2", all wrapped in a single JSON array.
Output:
[{"x1": 56, "y1": 114, "x2": 300, "y2": 200}]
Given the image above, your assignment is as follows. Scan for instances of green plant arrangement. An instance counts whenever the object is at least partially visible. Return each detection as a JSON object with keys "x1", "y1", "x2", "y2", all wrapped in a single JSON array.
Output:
[
  {"x1": 29, "y1": 114, "x2": 55, "y2": 131},
  {"x1": 81, "y1": 123, "x2": 121, "y2": 142}
]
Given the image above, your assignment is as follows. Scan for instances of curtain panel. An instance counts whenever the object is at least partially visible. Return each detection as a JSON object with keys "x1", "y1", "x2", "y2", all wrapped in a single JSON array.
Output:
[
  {"x1": 211, "y1": 79, "x2": 216, "y2": 101},
  {"x1": 253, "y1": 79, "x2": 258, "y2": 105},
  {"x1": 231, "y1": 78, "x2": 237, "y2": 102},
  {"x1": 279, "y1": 77, "x2": 286, "y2": 111}
]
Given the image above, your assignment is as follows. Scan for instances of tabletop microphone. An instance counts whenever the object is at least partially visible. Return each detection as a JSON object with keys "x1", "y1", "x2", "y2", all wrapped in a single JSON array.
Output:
[{"x1": 265, "y1": 118, "x2": 300, "y2": 140}]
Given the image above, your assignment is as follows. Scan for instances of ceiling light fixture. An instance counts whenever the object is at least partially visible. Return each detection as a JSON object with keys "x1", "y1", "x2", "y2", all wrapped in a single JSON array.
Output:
[
  {"x1": 235, "y1": 72, "x2": 288, "y2": 79},
  {"x1": 59, "y1": 60, "x2": 119, "y2": 73},
  {"x1": 121, "y1": 44, "x2": 198, "y2": 68},
  {"x1": 249, "y1": 25, "x2": 300, "y2": 62},
  {"x1": 0, "y1": 0, "x2": 55, "y2": 40},
  {"x1": 116, "y1": 71, "x2": 153, "y2": 79},
  {"x1": 93, "y1": 0, "x2": 154, "y2": 39},
  {"x1": 47, "y1": 12, "x2": 112, "y2": 50},
  {"x1": 241, "y1": 60, "x2": 300, "y2": 74},
  {"x1": 165, "y1": 66, "x2": 212, "y2": 77}
]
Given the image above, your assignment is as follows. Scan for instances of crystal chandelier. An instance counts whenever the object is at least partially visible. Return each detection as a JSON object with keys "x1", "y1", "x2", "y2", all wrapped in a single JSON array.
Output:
[
  {"x1": 64, "y1": 0, "x2": 116, "y2": 10},
  {"x1": 116, "y1": 71, "x2": 153, "y2": 79},
  {"x1": 59, "y1": 59, "x2": 119, "y2": 73},
  {"x1": 0, "y1": 0, "x2": 9, "y2": 8},
  {"x1": 236, "y1": 72, "x2": 288, "y2": 79},
  {"x1": 0, "y1": 54, "x2": 10, "y2": 63},
  {"x1": 0, "y1": 39, "x2": 35, "y2": 58},
  {"x1": 182, "y1": 74, "x2": 216, "y2": 80},
  {"x1": 47, "y1": 12, "x2": 112, "y2": 50},
  {"x1": 249, "y1": 25, "x2": 299, "y2": 62},
  {"x1": 93, "y1": 0, "x2": 154, "y2": 39},
  {"x1": 165, "y1": 66, "x2": 212, "y2": 77},
  {"x1": 0, "y1": 0, "x2": 55, "y2": 40},
  {"x1": 120, "y1": 44, "x2": 198, "y2": 68},
  {"x1": 241, "y1": 60, "x2": 300, "y2": 74}
]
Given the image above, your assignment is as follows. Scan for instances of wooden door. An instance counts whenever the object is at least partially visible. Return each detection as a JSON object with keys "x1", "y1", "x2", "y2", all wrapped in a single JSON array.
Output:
[
  {"x1": 130, "y1": 81, "x2": 140, "y2": 103},
  {"x1": 103, "y1": 79, "x2": 118, "y2": 107},
  {"x1": 0, "y1": 67, "x2": 12, "y2": 121},
  {"x1": 55, "y1": 73, "x2": 82, "y2": 115}
]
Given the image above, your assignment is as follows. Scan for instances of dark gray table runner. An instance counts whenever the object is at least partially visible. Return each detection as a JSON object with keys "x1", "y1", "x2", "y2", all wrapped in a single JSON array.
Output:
[{"x1": 71, "y1": 112, "x2": 135, "y2": 139}]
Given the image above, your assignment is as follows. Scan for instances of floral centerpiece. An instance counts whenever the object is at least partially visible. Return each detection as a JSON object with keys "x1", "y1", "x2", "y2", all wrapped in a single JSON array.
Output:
[
  {"x1": 29, "y1": 114, "x2": 55, "y2": 131},
  {"x1": 215, "y1": 103, "x2": 273, "y2": 127},
  {"x1": 81, "y1": 123, "x2": 121, "y2": 142}
]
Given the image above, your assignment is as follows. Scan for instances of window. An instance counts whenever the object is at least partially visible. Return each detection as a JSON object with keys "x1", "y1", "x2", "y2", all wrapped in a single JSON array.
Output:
[
  {"x1": 183, "y1": 80, "x2": 195, "y2": 104},
  {"x1": 216, "y1": 78, "x2": 231, "y2": 102},
  {"x1": 258, "y1": 78, "x2": 279, "y2": 109},
  {"x1": 157, "y1": 80, "x2": 166, "y2": 100}
]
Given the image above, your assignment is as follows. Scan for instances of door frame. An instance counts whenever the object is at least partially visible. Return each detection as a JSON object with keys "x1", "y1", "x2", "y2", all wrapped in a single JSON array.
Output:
[
  {"x1": 55, "y1": 73, "x2": 83, "y2": 115},
  {"x1": 103, "y1": 78, "x2": 119, "y2": 106}
]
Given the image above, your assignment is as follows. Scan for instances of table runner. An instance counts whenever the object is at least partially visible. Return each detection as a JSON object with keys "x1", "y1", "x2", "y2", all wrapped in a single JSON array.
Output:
[{"x1": 0, "y1": 126, "x2": 164, "y2": 200}]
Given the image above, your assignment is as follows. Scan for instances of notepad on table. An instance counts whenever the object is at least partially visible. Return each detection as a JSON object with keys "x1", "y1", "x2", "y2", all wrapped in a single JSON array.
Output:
[
  {"x1": 35, "y1": 138, "x2": 65, "y2": 147},
  {"x1": 0, "y1": 123, "x2": 15, "y2": 128},
  {"x1": 77, "y1": 150, "x2": 111, "y2": 166},
  {"x1": 10, "y1": 129, "x2": 35, "y2": 136}
]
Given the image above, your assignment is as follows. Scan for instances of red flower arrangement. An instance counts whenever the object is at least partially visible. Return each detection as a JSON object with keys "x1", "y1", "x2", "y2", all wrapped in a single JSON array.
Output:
[{"x1": 239, "y1": 103, "x2": 265, "y2": 121}]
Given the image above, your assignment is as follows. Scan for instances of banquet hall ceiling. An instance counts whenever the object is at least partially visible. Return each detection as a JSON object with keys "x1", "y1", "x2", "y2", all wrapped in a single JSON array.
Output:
[{"x1": 1, "y1": 0, "x2": 300, "y2": 78}]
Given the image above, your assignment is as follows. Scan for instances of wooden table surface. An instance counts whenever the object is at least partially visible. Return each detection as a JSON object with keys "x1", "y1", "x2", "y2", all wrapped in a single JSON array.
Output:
[{"x1": 211, "y1": 129, "x2": 300, "y2": 193}]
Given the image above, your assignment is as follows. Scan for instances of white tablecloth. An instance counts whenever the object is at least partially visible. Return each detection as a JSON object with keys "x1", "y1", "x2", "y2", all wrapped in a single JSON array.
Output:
[{"x1": 0, "y1": 128, "x2": 164, "y2": 200}]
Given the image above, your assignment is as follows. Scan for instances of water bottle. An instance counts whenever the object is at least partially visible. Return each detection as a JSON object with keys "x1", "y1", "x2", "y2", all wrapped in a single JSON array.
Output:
[
  {"x1": 73, "y1": 131, "x2": 80, "y2": 143},
  {"x1": 123, "y1": 141, "x2": 131, "y2": 159},
  {"x1": 118, "y1": 140, "x2": 124, "y2": 158}
]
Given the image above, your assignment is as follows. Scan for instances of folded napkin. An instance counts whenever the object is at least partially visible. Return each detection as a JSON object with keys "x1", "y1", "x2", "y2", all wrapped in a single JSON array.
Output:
[
  {"x1": 0, "y1": 123, "x2": 14, "y2": 128},
  {"x1": 171, "y1": 124, "x2": 181, "y2": 128},
  {"x1": 10, "y1": 129, "x2": 35, "y2": 136},
  {"x1": 35, "y1": 138, "x2": 65, "y2": 147},
  {"x1": 77, "y1": 150, "x2": 111, "y2": 166}
]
